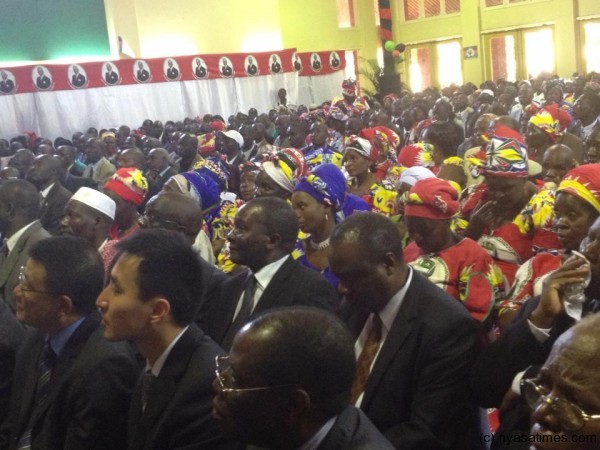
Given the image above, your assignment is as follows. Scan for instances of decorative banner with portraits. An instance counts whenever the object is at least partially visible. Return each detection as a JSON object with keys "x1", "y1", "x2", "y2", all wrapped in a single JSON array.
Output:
[{"x1": 0, "y1": 49, "x2": 345, "y2": 96}]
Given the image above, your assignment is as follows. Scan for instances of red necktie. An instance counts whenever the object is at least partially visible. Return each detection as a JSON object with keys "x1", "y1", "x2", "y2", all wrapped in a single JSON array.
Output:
[{"x1": 351, "y1": 314, "x2": 383, "y2": 404}]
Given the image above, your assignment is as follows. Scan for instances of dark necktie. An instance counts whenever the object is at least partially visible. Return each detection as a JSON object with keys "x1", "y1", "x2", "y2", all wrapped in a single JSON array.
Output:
[
  {"x1": 141, "y1": 370, "x2": 157, "y2": 413},
  {"x1": 17, "y1": 340, "x2": 57, "y2": 449},
  {"x1": 351, "y1": 314, "x2": 383, "y2": 404},
  {"x1": 222, "y1": 273, "x2": 257, "y2": 349}
]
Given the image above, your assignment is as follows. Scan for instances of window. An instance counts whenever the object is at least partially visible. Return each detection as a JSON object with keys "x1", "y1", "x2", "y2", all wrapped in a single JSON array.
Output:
[
  {"x1": 337, "y1": 0, "x2": 356, "y2": 28},
  {"x1": 407, "y1": 39, "x2": 462, "y2": 91},
  {"x1": 403, "y1": 0, "x2": 460, "y2": 21},
  {"x1": 484, "y1": 0, "x2": 536, "y2": 7},
  {"x1": 437, "y1": 41, "x2": 463, "y2": 87},
  {"x1": 524, "y1": 28, "x2": 554, "y2": 78},
  {"x1": 584, "y1": 21, "x2": 600, "y2": 73}
]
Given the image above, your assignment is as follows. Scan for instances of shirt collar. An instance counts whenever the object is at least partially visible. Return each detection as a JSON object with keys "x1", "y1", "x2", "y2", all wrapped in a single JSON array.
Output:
[
  {"x1": 6, "y1": 220, "x2": 37, "y2": 252},
  {"x1": 40, "y1": 182, "x2": 55, "y2": 199},
  {"x1": 378, "y1": 267, "x2": 413, "y2": 334},
  {"x1": 146, "y1": 325, "x2": 189, "y2": 377},
  {"x1": 253, "y1": 255, "x2": 289, "y2": 292},
  {"x1": 298, "y1": 415, "x2": 337, "y2": 450},
  {"x1": 47, "y1": 316, "x2": 86, "y2": 356}
]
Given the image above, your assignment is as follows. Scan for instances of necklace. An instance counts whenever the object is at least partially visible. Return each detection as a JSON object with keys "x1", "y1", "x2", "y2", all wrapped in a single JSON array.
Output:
[{"x1": 309, "y1": 237, "x2": 330, "y2": 251}]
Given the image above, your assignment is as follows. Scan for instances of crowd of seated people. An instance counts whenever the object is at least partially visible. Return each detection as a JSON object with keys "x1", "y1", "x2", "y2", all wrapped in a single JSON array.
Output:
[{"x1": 0, "y1": 70, "x2": 599, "y2": 450}]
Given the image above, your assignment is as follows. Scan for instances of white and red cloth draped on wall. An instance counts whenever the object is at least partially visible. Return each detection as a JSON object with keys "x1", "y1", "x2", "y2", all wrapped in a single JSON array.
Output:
[
  {"x1": 0, "y1": 49, "x2": 345, "y2": 95},
  {"x1": 0, "y1": 49, "x2": 345, "y2": 140}
]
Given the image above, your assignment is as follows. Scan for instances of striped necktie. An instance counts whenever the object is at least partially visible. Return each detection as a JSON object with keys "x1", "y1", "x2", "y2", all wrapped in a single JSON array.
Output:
[{"x1": 351, "y1": 314, "x2": 382, "y2": 404}]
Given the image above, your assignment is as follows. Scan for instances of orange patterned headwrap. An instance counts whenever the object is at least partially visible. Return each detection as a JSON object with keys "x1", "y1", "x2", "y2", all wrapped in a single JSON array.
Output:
[{"x1": 557, "y1": 164, "x2": 600, "y2": 213}]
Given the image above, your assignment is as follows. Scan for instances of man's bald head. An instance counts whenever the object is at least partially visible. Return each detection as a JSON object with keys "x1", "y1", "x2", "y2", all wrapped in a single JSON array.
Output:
[
  {"x1": 143, "y1": 193, "x2": 203, "y2": 244},
  {"x1": 542, "y1": 144, "x2": 576, "y2": 185},
  {"x1": 117, "y1": 147, "x2": 146, "y2": 170},
  {"x1": 146, "y1": 148, "x2": 170, "y2": 172},
  {"x1": 25, "y1": 154, "x2": 62, "y2": 190},
  {"x1": 8, "y1": 149, "x2": 35, "y2": 179}
]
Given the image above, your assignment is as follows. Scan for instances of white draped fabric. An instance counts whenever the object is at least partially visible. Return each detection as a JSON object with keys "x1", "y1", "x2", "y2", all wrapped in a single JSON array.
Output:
[{"x1": 0, "y1": 71, "x2": 343, "y2": 140}]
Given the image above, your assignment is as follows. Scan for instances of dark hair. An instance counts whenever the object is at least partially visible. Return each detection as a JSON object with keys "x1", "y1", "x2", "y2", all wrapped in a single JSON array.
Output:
[
  {"x1": 29, "y1": 236, "x2": 104, "y2": 315},
  {"x1": 249, "y1": 307, "x2": 355, "y2": 417},
  {"x1": 115, "y1": 229, "x2": 203, "y2": 326},
  {"x1": 331, "y1": 212, "x2": 404, "y2": 263},
  {"x1": 425, "y1": 121, "x2": 462, "y2": 157},
  {"x1": 245, "y1": 197, "x2": 299, "y2": 252}
]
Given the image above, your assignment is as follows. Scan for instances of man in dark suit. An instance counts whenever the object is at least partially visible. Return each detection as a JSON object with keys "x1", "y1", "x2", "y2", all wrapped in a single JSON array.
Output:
[
  {"x1": 71, "y1": 66, "x2": 86, "y2": 88},
  {"x1": 0, "y1": 301, "x2": 25, "y2": 429},
  {"x1": 145, "y1": 148, "x2": 177, "y2": 191},
  {"x1": 97, "y1": 229, "x2": 237, "y2": 450},
  {"x1": 329, "y1": 212, "x2": 481, "y2": 449},
  {"x1": 470, "y1": 217, "x2": 600, "y2": 450},
  {"x1": 105, "y1": 63, "x2": 119, "y2": 85},
  {"x1": 136, "y1": 61, "x2": 150, "y2": 82},
  {"x1": 82, "y1": 138, "x2": 116, "y2": 190},
  {"x1": 195, "y1": 59, "x2": 207, "y2": 78},
  {"x1": 220, "y1": 59, "x2": 233, "y2": 77},
  {"x1": 246, "y1": 57, "x2": 258, "y2": 76},
  {"x1": 166, "y1": 59, "x2": 179, "y2": 80},
  {"x1": 26, "y1": 155, "x2": 72, "y2": 235},
  {"x1": 312, "y1": 55, "x2": 321, "y2": 70},
  {"x1": 0, "y1": 180, "x2": 51, "y2": 311},
  {"x1": 213, "y1": 307, "x2": 395, "y2": 450},
  {"x1": 1, "y1": 236, "x2": 139, "y2": 450},
  {"x1": 0, "y1": 71, "x2": 14, "y2": 94},
  {"x1": 204, "y1": 197, "x2": 338, "y2": 350},
  {"x1": 35, "y1": 67, "x2": 51, "y2": 90},
  {"x1": 270, "y1": 56, "x2": 281, "y2": 73}
]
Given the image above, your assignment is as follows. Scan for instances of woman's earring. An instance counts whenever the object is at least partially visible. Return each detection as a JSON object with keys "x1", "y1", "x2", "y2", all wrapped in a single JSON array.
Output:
[{"x1": 325, "y1": 212, "x2": 329, "y2": 221}]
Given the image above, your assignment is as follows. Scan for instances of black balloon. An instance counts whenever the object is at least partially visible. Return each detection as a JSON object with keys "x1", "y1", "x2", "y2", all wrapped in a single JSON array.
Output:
[{"x1": 395, "y1": 43, "x2": 406, "y2": 53}]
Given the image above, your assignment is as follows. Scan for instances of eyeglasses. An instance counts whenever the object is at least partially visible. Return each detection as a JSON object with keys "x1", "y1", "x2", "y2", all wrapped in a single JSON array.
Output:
[
  {"x1": 18, "y1": 266, "x2": 66, "y2": 296},
  {"x1": 138, "y1": 213, "x2": 183, "y2": 231},
  {"x1": 214, "y1": 355, "x2": 299, "y2": 394},
  {"x1": 522, "y1": 378, "x2": 600, "y2": 431}
]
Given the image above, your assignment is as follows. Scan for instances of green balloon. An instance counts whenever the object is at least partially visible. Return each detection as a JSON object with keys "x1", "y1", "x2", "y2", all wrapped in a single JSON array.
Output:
[{"x1": 384, "y1": 40, "x2": 396, "y2": 53}]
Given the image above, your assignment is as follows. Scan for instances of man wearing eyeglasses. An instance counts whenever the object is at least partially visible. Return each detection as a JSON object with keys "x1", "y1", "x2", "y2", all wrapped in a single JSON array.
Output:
[
  {"x1": 525, "y1": 313, "x2": 600, "y2": 449},
  {"x1": 0, "y1": 236, "x2": 139, "y2": 450},
  {"x1": 212, "y1": 307, "x2": 395, "y2": 449},
  {"x1": 472, "y1": 215, "x2": 600, "y2": 449},
  {"x1": 96, "y1": 229, "x2": 239, "y2": 450}
]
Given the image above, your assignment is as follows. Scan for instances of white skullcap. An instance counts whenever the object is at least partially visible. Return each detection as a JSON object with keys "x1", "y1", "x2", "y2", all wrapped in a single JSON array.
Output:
[
  {"x1": 481, "y1": 89, "x2": 495, "y2": 98},
  {"x1": 220, "y1": 130, "x2": 244, "y2": 147},
  {"x1": 398, "y1": 166, "x2": 436, "y2": 187},
  {"x1": 71, "y1": 187, "x2": 116, "y2": 220}
]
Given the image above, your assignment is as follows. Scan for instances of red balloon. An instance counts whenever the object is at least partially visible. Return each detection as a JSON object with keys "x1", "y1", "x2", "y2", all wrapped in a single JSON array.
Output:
[{"x1": 391, "y1": 50, "x2": 401, "y2": 57}]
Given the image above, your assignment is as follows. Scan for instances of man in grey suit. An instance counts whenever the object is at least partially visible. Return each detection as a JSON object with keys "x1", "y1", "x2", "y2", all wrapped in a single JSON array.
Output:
[
  {"x1": 0, "y1": 179, "x2": 51, "y2": 311},
  {"x1": 82, "y1": 139, "x2": 116, "y2": 190},
  {"x1": 0, "y1": 301, "x2": 25, "y2": 428}
]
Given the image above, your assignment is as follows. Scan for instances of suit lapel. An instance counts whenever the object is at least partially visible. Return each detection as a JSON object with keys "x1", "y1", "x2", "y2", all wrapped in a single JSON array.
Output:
[
  {"x1": 14, "y1": 334, "x2": 45, "y2": 437},
  {"x1": 254, "y1": 257, "x2": 294, "y2": 313},
  {"x1": 0, "y1": 221, "x2": 42, "y2": 286},
  {"x1": 130, "y1": 326, "x2": 201, "y2": 448},
  {"x1": 213, "y1": 271, "x2": 247, "y2": 343},
  {"x1": 360, "y1": 278, "x2": 421, "y2": 410}
]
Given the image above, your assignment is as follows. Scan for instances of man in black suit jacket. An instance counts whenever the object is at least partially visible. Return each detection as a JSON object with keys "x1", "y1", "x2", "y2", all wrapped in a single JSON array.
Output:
[
  {"x1": 26, "y1": 155, "x2": 72, "y2": 235},
  {"x1": 470, "y1": 218, "x2": 600, "y2": 449},
  {"x1": 329, "y1": 213, "x2": 481, "y2": 450},
  {"x1": 35, "y1": 67, "x2": 51, "y2": 90},
  {"x1": 270, "y1": 56, "x2": 281, "y2": 73},
  {"x1": 0, "y1": 72, "x2": 14, "y2": 94},
  {"x1": 0, "y1": 236, "x2": 139, "y2": 450},
  {"x1": 166, "y1": 60, "x2": 179, "y2": 80},
  {"x1": 136, "y1": 62, "x2": 150, "y2": 82},
  {"x1": 246, "y1": 57, "x2": 258, "y2": 76},
  {"x1": 71, "y1": 66, "x2": 86, "y2": 87},
  {"x1": 105, "y1": 63, "x2": 119, "y2": 85},
  {"x1": 97, "y1": 229, "x2": 237, "y2": 450},
  {"x1": 220, "y1": 60, "x2": 233, "y2": 77},
  {"x1": 204, "y1": 197, "x2": 338, "y2": 350},
  {"x1": 213, "y1": 307, "x2": 394, "y2": 450},
  {"x1": 195, "y1": 59, "x2": 207, "y2": 78}
]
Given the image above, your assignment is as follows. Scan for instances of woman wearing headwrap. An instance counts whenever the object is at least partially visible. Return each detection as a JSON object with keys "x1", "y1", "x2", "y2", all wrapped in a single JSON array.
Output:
[
  {"x1": 254, "y1": 148, "x2": 308, "y2": 200},
  {"x1": 292, "y1": 164, "x2": 368, "y2": 288},
  {"x1": 500, "y1": 165, "x2": 600, "y2": 327},
  {"x1": 101, "y1": 167, "x2": 148, "y2": 268},
  {"x1": 358, "y1": 126, "x2": 402, "y2": 185},
  {"x1": 403, "y1": 178, "x2": 503, "y2": 322},
  {"x1": 101, "y1": 130, "x2": 118, "y2": 162},
  {"x1": 459, "y1": 133, "x2": 539, "y2": 284},
  {"x1": 397, "y1": 142, "x2": 437, "y2": 173},
  {"x1": 343, "y1": 135, "x2": 398, "y2": 216}
]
